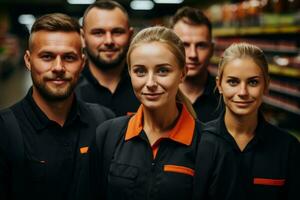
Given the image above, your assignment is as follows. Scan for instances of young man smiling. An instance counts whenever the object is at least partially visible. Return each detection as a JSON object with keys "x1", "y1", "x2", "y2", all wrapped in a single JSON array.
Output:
[
  {"x1": 0, "y1": 13, "x2": 114, "y2": 200},
  {"x1": 76, "y1": 0, "x2": 140, "y2": 116}
]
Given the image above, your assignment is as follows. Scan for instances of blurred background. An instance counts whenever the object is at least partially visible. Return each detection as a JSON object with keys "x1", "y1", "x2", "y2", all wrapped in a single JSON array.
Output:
[{"x1": 0, "y1": 0, "x2": 299, "y2": 139}]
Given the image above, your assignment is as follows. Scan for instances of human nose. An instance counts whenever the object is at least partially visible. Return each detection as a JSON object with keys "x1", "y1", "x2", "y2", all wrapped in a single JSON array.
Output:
[
  {"x1": 238, "y1": 83, "x2": 249, "y2": 96},
  {"x1": 104, "y1": 32, "x2": 113, "y2": 45},
  {"x1": 146, "y1": 73, "x2": 157, "y2": 90},
  {"x1": 52, "y1": 57, "x2": 65, "y2": 72},
  {"x1": 187, "y1": 45, "x2": 197, "y2": 59}
]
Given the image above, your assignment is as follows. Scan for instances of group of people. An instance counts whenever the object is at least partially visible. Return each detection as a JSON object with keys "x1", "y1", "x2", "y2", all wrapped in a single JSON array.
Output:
[{"x1": 0, "y1": 1, "x2": 299, "y2": 200}]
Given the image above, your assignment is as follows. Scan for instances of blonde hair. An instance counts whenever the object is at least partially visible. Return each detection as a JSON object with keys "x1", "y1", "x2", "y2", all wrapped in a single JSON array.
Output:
[
  {"x1": 127, "y1": 26, "x2": 197, "y2": 119},
  {"x1": 217, "y1": 43, "x2": 270, "y2": 90}
]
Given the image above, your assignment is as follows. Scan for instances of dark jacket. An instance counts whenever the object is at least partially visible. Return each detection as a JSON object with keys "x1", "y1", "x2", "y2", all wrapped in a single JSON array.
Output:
[
  {"x1": 200, "y1": 113, "x2": 300, "y2": 200},
  {"x1": 0, "y1": 90, "x2": 115, "y2": 200}
]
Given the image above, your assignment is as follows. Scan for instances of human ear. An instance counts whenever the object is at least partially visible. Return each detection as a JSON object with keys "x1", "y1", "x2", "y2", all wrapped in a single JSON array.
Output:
[
  {"x1": 180, "y1": 66, "x2": 187, "y2": 83},
  {"x1": 24, "y1": 50, "x2": 31, "y2": 71},
  {"x1": 216, "y1": 76, "x2": 222, "y2": 94},
  {"x1": 80, "y1": 28, "x2": 86, "y2": 48}
]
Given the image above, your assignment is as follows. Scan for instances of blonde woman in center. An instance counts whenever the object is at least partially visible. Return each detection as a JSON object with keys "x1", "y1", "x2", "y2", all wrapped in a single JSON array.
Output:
[{"x1": 89, "y1": 26, "x2": 238, "y2": 200}]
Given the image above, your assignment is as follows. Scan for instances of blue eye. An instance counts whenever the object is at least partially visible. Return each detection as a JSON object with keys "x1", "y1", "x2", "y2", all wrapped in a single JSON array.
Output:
[
  {"x1": 133, "y1": 67, "x2": 146, "y2": 77},
  {"x1": 227, "y1": 79, "x2": 239, "y2": 86},
  {"x1": 157, "y1": 67, "x2": 169, "y2": 76},
  {"x1": 248, "y1": 79, "x2": 259, "y2": 87}
]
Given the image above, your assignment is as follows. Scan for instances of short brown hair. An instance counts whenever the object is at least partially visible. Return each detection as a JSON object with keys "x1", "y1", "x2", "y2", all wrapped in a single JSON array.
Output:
[
  {"x1": 29, "y1": 13, "x2": 81, "y2": 50},
  {"x1": 170, "y1": 6, "x2": 212, "y2": 37},
  {"x1": 31, "y1": 13, "x2": 80, "y2": 34},
  {"x1": 82, "y1": 0, "x2": 129, "y2": 27}
]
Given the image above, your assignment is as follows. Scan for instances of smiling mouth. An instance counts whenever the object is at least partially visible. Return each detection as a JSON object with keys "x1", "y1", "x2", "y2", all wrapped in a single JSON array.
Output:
[
  {"x1": 233, "y1": 101, "x2": 254, "y2": 107},
  {"x1": 142, "y1": 92, "x2": 164, "y2": 99}
]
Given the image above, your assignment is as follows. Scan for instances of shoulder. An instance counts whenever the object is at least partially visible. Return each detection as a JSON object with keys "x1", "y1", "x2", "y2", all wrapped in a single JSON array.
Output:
[
  {"x1": 75, "y1": 74, "x2": 94, "y2": 95},
  {"x1": 0, "y1": 106, "x2": 21, "y2": 149},
  {"x1": 76, "y1": 73, "x2": 90, "y2": 87},
  {"x1": 96, "y1": 115, "x2": 130, "y2": 134},
  {"x1": 84, "y1": 102, "x2": 114, "y2": 115},
  {"x1": 80, "y1": 101, "x2": 115, "y2": 122},
  {"x1": 200, "y1": 119, "x2": 222, "y2": 144},
  {"x1": 263, "y1": 122, "x2": 299, "y2": 147},
  {"x1": 197, "y1": 117, "x2": 232, "y2": 153},
  {"x1": 95, "y1": 115, "x2": 130, "y2": 144}
]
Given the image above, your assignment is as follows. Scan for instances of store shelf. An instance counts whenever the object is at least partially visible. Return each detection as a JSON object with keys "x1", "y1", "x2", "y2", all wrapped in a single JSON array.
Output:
[
  {"x1": 269, "y1": 81, "x2": 300, "y2": 98},
  {"x1": 269, "y1": 64, "x2": 300, "y2": 78},
  {"x1": 263, "y1": 95, "x2": 300, "y2": 115},
  {"x1": 213, "y1": 26, "x2": 300, "y2": 37}
]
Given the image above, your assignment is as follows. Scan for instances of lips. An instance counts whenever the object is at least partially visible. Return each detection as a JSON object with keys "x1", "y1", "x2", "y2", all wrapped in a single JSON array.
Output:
[
  {"x1": 46, "y1": 77, "x2": 70, "y2": 86},
  {"x1": 186, "y1": 63, "x2": 200, "y2": 68},
  {"x1": 142, "y1": 92, "x2": 164, "y2": 100},
  {"x1": 233, "y1": 101, "x2": 254, "y2": 107}
]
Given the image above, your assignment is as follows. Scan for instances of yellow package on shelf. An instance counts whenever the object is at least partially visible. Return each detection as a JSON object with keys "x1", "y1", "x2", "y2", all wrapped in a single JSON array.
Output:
[{"x1": 269, "y1": 64, "x2": 300, "y2": 78}]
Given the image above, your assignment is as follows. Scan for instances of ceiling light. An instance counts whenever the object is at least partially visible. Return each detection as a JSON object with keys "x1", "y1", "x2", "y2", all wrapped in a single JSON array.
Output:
[
  {"x1": 130, "y1": 0, "x2": 154, "y2": 10},
  {"x1": 67, "y1": 0, "x2": 95, "y2": 5},
  {"x1": 154, "y1": 0, "x2": 183, "y2": 4},
  {"x1": 18, "y1": 14, "x2": 35, "y2": 25},
  {"x1": 18, "y1": 14, "x2": 36, "y2": 32}
]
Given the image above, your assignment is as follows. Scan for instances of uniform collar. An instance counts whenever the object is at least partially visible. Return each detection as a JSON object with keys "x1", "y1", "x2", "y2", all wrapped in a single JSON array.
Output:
[
  {"x1": 23, "y1": 87, "x2": 86, "y2": 131},
  {"x1": 215, "y1": 111, "x2": 267, "y2": 145},
  {"x1": 125, "y1": 104, "x2": 195, "y2": 146}
]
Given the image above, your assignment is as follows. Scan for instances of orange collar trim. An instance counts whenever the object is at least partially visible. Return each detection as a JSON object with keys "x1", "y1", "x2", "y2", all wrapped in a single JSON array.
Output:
[{"x1": 125, "y1": 104, "x2": 195, "y2": 146}]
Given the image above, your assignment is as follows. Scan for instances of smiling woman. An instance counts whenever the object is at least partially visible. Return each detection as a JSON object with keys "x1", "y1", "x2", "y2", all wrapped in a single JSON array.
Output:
[
  {"x1": 89, "y1": 26, "x2": 208, "y2": 200},
  {"x1": 201, "y1": 42, "x2": 300, "y2": 199}
]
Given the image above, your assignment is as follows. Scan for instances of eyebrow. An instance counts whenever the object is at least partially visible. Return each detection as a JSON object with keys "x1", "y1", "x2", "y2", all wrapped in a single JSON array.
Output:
[{"x1": 226, "y1": 76, "x2": 261, "y2": 79}]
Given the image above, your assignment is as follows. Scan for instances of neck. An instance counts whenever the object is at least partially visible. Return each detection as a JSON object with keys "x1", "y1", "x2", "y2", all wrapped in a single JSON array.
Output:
[
  {"x1": 89, "y1": 61, "x2": 125, "y2": 93},
  {"x1": 179, "y1": 71, "x2": 208, "y2": 103},
  {"x1": 143, "y1": 102, "x2": 179, "y2": 144},
  {"x1": 32, "y1": 88, "x2": 73, "y2": 127},
  {"x1": 224, "y1": 109, "x2": 258, "y2": 151}
]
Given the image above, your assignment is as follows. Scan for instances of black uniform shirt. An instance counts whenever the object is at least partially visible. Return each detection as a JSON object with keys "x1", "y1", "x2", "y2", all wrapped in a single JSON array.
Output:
[
  {"x1": 91, "y1": 104, "x2": 204, "y2": 200},
  {"x1": 0, "y1": 89, "x2": 114, "y2": 200},
  {"x1": 193, "y1": 73, "x2": 222, "y2": 122},
  {"x1": 202, "y1": 113, "x2": 300, "y2": 200},
  {"x1": 75, "y1": 66, "x2": 140, "y2": 116}
]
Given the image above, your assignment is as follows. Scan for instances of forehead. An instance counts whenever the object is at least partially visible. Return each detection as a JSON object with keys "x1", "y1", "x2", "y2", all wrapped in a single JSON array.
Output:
[
  {"x1": 173, "y1": 20, "x2": 211, "y2": 42},
  {"x1": 130, "y1": 42, "x2": 178, "y2": 65},
  {"x1": 30, "y1": 31, "x2": 82, "y2": 53},
  {"x1": 223, "y1": 58, "x2": 263, "y2": 78},
  {"x1": 84, "y1": 7, "x2": 129, "y2": 30}
]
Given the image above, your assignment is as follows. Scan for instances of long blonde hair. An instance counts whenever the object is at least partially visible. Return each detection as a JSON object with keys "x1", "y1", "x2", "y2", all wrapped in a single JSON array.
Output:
[{"x1": 127, "y1": 26, "x2": 197, "y2": 119}]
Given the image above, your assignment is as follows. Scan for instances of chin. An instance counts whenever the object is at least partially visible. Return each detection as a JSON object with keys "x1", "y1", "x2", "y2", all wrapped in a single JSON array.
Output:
[
  {"x1": 230, "y1": 107, "x2": 258, "y2": 117},
  {"x1": 141, "y1": 101, "x2": 166, "y2": 111}
]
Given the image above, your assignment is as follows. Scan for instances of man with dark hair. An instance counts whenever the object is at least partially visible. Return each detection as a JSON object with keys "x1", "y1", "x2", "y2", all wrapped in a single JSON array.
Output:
[
  {"x1": 0, "y1": 13, "x2": 114, "y2": 200},
  {"x1": 76, "y1": 0, "x2": 140, "y2": 116},
  {"x1": 171, "y1": 7, "x2": 221, "y2": 122}
]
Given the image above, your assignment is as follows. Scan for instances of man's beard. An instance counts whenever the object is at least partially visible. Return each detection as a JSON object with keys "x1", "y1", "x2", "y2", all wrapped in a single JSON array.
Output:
[
  {"x1": 31, "y1": 73, "x2": 75, "y2": 102},
  {"x1": 85, "y1": 46, "x2": 127, "y2": 71}
]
